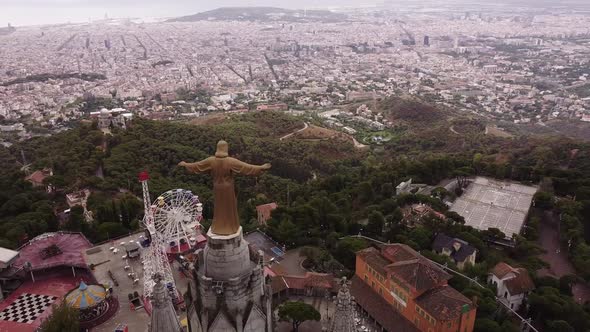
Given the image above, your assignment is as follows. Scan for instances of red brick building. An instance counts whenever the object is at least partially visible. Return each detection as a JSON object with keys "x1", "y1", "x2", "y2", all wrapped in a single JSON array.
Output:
[
  {"x1": 256, "y1": 103, "x2": 288, "y2": 111},
  {"x1": 351, "y1": 244, "x2": 477, "y2": 332}
]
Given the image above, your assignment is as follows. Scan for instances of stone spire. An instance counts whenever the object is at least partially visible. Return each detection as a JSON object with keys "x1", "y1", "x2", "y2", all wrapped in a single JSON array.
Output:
[
  {"x1": 329, "y1": 277, "x2": 356, "y2": 332},
  {"x1": 149, "y1": 273, "x2": 182, "y2": 332}
]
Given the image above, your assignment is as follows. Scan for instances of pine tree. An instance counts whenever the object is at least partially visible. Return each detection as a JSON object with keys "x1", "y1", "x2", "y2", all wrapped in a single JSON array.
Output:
[{"x1": 39, "y1": 302, "x2": 79, "y2": 332}]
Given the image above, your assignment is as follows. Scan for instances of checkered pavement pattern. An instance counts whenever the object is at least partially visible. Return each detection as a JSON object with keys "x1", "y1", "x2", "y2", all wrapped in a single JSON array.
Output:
[{"x1": 0, "y1": 293, "x2": 56, "y2": 324}]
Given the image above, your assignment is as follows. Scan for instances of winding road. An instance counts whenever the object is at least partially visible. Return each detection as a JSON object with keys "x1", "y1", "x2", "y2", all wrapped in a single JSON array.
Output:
[{"x1": 279, "y1": 122, "x2": 309, "y2": 141}]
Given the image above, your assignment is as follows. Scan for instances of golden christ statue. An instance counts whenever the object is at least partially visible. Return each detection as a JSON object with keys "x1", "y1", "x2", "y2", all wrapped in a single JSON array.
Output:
[{"x1": 178, "y1": 140, "x2": 271, "y2": 236}]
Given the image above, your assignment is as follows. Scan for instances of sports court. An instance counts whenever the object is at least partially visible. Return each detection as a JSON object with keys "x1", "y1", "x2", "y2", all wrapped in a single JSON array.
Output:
[
  {"x1": 450, "y1": 177, "x2": 537, "y2": 237},
  {"x1": 244, "y1": 230, "x2": 285, "y2": 262}
]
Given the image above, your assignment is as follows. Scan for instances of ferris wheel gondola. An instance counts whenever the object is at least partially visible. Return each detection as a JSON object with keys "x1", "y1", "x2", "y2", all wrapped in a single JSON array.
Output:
[{"x1": 149, "y1": 189, "x2": 203, "y2": 253}]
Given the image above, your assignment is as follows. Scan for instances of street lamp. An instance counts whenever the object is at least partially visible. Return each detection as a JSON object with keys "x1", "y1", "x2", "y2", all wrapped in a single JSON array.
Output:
[{"x1": 324, "y1": 289, "x2": 331, "y2": 329}]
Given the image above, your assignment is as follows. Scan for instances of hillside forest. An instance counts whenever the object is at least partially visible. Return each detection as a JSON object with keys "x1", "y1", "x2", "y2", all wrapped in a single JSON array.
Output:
[{"x1": 1, "y1": 97, "x2": 590, "y2": 331}]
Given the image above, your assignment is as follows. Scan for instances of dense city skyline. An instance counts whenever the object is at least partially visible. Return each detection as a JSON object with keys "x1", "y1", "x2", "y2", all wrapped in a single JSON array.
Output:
[{"x1": 0, "y1": 2, "x2": 589, "y2": 332}]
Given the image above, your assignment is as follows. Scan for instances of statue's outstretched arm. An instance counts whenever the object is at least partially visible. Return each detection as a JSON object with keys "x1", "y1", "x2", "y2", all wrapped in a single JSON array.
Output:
[
  {"x1": 229, "y1": 158, "x2": 271, "y2": 176},
  {"x1": 178, "y1": 157, "x2": 214, "y2": 173}
]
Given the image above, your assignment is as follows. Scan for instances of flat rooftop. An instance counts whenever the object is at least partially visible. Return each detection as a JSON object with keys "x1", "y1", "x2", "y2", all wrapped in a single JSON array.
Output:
[
  {"x1": 244, "y1": 230, "x2": 283, "y2": 261},
  {"x1": 245, "y1": 231, "x2": 307, "y2": 277},
  {"x1": 0, "y1": 248, "x2": 18, "y2": 269},
  {"x1": 84, "y1": 232, "x2": 190, "y2": 332},
  {"x1": 450, "y1": 177, "x2": 537, "y2": 237},
  {"x1": 83, "y1": 233, "x2": 149, "y2": 332}
]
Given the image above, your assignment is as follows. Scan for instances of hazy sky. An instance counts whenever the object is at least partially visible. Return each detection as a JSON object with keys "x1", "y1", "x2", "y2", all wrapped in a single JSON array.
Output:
[
  {"x1": 0, "y1": 0, "x2": 377, "y2": 27},
  {"x1": 1, "y1": 0, "x2": 584, "y2": 27}
]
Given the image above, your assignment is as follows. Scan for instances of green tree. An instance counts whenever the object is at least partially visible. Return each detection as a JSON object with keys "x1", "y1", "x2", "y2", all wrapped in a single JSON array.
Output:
[
  {"x1": 39, "y1": 301, "x2": 79, "y2": 332},
  {"x1": 366, "y1": 211, "x2": 385, "y2": 236},
  {"x1": 431, "y1": 187, "x2": 450, "y2": 200},
  {"x1": 64, "y1": 206, "x2": 85, "y2": 232},
  {"x1": 300, "y1": 246, "x2": 326, "y2": 269},
  {"x1": 533, "y1": 191, "x2": 554, "y2": 209},
  {"x1": 474, "y1": 318, "x2": 501, "y2": 332},
  {"x1": 97, "y1": 222, "x2": 128, "y2": 241},
  {"x1": 275, "y1": 219, "x2": 298, "y2": 246},
  {"x1": 334, "y1": 238, "x2": 368, "y2": 270},
  {"x1": 358, "y1": 181, "x2": 374, "y2": 203},
  {"x1": 547, "y1": 320, "x2": 574, "y2": 332},
  {"x1": 528, "y1": 286, "x2": 590, "y2": 331},
  {"x1": 278, "y1": 301, "x2": 321, "y2": 332}
]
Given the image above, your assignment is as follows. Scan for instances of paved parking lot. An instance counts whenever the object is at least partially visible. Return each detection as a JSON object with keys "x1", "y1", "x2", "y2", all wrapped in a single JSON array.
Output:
[{"x1": 84, "y1": 234, "x2": 149, "y2": 332}]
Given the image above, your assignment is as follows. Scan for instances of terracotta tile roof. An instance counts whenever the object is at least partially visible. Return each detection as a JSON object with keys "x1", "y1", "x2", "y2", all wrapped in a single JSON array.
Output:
[
  {"x1": 256, "y1": 203, "x2": 278, "y2": 224},
  {"x1": 285, "y1": 273, "x2": 335, "y2": 289},
  {"x1": 388, "y1": 259, "x2": 451, "y2": 293},
  {"x1": 381, "y1": 244, "x2": 451, "y2": 293},
  {"x1": 357, "y1": 247, "x2": 390, "y2": 276},
  {"x1": 264, "y1": 266, "x2": 276, "y2": 277},
  {"x1": 490, "y1": 262, "x2": 535, "y2": 295},
  {"x1": 271, "y1": 276, "x2": 289, "y2": 294},
  {"x1": 416, "y1": 285, "x2": 474, "y2": 321},
  {"x1": 271, "y1": 272, "x2": 336, "y2": 293},
  {"x1": 505, "y1": 268, "x2": 535, "y2": 295},
  {"x1": 381, "y1": 243, "x2": 418, "y2": 262},
  {"x1": 25, "y1": 169, "x2": 51, "y2": 185},
  {"x1": 350, "y1": 276, "x2": 419, "y2": 332},
  {"x1": 359, "y1": 244, "x2": 452, "y2": 293},
  {"x1": 490, "y1": 262, "x2": 516, "y2": 279}
]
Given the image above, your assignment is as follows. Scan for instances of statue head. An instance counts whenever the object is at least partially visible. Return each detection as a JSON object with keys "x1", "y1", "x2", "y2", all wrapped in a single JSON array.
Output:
[
  {"x1": 152, "y1": 272, "x2": 163, "y2": 283},
  {"x1": 215, "y1": 140, "x2": 229, "y2": 158}
]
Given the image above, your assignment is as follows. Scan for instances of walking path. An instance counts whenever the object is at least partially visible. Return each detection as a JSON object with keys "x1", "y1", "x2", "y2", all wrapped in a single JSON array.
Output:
[
  {"x1": 279, "y1": 122, "x2": 309, "y2": 141},
  {"x1": 537, "y1": 210, "x2": 590, "y2": 304}
]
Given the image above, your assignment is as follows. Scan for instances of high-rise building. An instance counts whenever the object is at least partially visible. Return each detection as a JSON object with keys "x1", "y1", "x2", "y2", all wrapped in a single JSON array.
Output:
[
  {"x1": 423, "y1": 35, "x2": 430, "y2": 47},
  {"x1": 351, "y1": 244, "x2": 476, "y2": 332}
]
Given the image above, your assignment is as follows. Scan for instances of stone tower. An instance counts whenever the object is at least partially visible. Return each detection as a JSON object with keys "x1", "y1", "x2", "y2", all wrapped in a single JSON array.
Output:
[
  {"x1": 186, "y1": 227, "x2": 273, "y2": 332},
  {"x1": 179, "y1": 141, "x2": 273, "y2": 332},
  {"x1": 329, "y1": 277, "x2": 356, "y2": 332},
  {"x1": 149, "y1": 273, "x2": 182, "y2": 332}
]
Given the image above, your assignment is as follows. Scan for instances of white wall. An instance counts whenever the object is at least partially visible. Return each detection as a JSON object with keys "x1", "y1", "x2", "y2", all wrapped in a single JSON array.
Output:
[{"x1": 488, "y1": 273, "x2": 526, "y2": 311}]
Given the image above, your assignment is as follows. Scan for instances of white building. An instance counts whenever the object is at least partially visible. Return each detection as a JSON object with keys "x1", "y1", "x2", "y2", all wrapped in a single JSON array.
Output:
[
  {"x1": 488, "y1": 262, "x2": 535, "y2": 311},
  {"x1": 396, "y1": 178, "x2": 412, "y2": 195}
]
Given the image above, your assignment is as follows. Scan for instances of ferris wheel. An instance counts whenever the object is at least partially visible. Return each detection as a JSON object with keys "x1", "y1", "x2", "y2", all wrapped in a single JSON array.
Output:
[{"x1": 150, "y1": 189, "x2": 203, "y2": 252}]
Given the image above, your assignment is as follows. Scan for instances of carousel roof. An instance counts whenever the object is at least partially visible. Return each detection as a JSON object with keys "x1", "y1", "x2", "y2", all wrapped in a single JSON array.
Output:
[{"x1": 65, "y1": 281, "x2": 107, "y2": 310}]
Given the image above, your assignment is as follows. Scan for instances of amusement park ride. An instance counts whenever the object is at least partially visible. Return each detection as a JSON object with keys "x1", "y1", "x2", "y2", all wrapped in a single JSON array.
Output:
[{"x1": 138, "y1": 171, "x2": 203, "y2": 302}]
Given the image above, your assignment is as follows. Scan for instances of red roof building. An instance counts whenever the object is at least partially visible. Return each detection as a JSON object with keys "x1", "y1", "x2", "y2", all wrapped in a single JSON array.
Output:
[
  {"x1": 353, "y1": 244, "x2": 476, "y2": 332},
  {"x1": 271, "y1": 272, "x2": 337, "y2": 298},
  {"x1": 0, "y1": 232, "x2": 94, "y2": 332},
  {"x1": 256, "y1": 103, "x2": 288, "y2": 111},
  {"x1": 12, "y1": 232, "x2": 92, "y2": 272},
  {"x1": 256, "y1": 203, "x2": 278, "y2": 225},
  {"x1": 488, "y1": 262, "x2": 535, "y2": 311},
  {"x1": 24, "y1": 168, "x2": 53, "y2": 192}
]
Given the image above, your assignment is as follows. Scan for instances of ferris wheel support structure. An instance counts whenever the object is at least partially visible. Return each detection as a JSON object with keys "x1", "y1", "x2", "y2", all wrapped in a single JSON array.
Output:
[{"x1": 138, "y1": 172, "x2": 177, "y2": 300}]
